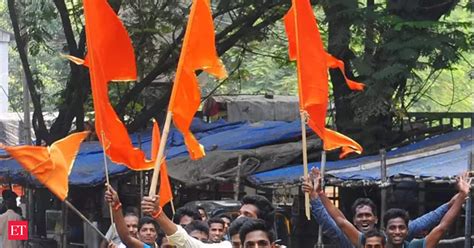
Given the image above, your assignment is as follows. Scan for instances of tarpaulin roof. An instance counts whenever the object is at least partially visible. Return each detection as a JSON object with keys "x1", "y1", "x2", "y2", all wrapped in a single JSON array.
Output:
[
  {"x1": 0, "y1": 118, "x2": 311, "y2": 186},
  {"x1": 248, "y1": 128, "x2": 473, "y2": 187}
]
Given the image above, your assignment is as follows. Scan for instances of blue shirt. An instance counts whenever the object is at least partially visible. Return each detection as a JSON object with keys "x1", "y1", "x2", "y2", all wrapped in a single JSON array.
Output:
[{"x1": 310, "y1": 198, "x2": 448, "y2": 247}]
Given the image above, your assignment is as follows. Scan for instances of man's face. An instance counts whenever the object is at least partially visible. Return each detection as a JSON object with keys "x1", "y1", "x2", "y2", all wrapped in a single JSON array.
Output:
[
  {"x1": 239, "y1": 204, "x2": 259, "y2": 219},
  {"x1": 198, "y1": 209, "x2": 207, "y2": 221},
  {"x1": 138, "y1": 223, "x2": 157, "y2": 245},
  {"x1": 221, "y1": 217, "x2": 231, "y2": 233},
  {"x1": 209, "y1": 223, "x2": 225, "y2": 242},
  {"x1": 124, "y1": 215, "x2": 139, "y2": 238},
  {"x1": 353, "y1": 205, "x2": 377, "y2": 233},
  {"x1": 365, "y1": 236, "x2": 385, "y2": 248},
  {"x1": 231, "y1": 233, "x2": 241, "y2": 248},
  {"x1": 189, "y1": 230, "x2": 209, "y2": 242},
  {"x1": 243, "y1": 230, "x2": 274, "y2": 248},
  {"x1": 385, "y1": 217, "x2": 408, "y2": 246},
  {"x1": 179, "y1": 215, "x2": 194, "y2": 226}
]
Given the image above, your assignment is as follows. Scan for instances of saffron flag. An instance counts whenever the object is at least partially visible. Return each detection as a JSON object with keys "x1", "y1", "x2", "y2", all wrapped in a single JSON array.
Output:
[
  {"x1": 150, "y1": 122, "x2": 173, "y2": 207},
  {"x1": 284, "y1": 0, "x2": 364, "y2": 158},
  {"x1": 76, "y1": 0, "x2": 159, "y2": 170},
  {"x1": 169, "y1": 0, "x2": 227, "y2": 160},
  {"x1": 1, "y1": 132, "x2": 89, "y2": 201}
]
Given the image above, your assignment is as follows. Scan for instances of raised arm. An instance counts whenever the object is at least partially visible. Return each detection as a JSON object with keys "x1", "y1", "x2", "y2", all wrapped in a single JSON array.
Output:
[
  {"x1": 407, "y1": 199, "x2": 451, "y2": 240},
  {"x1": 424, "y1": 173, "x2": 471, "y2": 248},
  {"x1": 302, "y1": 175, "x2": 355, "y2": 247},
  {"x1": 304, "y1": 167, "x2": 361, "y2": 246},
  {"x1": 141, "y1": 196, "x2": 231, "y2": 248},
  {"x1": 141, "y1": 195, "x2": 177, "y2": 236},
  {"x1": 105, "y1": 186, "x2": 144, "y2": 248}
]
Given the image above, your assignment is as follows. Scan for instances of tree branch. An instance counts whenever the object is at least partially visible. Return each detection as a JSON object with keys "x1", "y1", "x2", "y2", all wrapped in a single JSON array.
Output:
[{"x1": 8, "y1": 0, "x2": 49, "y2": 144}]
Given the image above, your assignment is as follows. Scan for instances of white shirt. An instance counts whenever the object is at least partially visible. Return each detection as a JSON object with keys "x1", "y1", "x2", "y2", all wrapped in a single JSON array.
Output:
[
  {"x1": 0, "y1": 209, "x2": 23, "y2": 248},
  {"x1": 167, "y1": 225, "x2": 231, "y2": 248}
]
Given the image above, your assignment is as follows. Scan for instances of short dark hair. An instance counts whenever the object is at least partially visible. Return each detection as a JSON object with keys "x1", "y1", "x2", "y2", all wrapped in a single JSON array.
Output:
[
  {"x1": 239, "y1": 219, "x2": 275, "y2": 244},
  {"x1": 124, "y1": 211, "x2": 139, "y2": 219},
  {"x1": 138, "y1": 216, "x2": 159, "y2": 232},
  {"x1": 208, "y1": 217, "x2": 225, "y2": 227},
  {"x1": 218, "y1": 214, "x2": 232, "y2": 221},
  {"x1": 185, "y1": 220, "x2": 209, "y2": 235},
  {"x1": 383, "y1": 208, "x2": 409, "y2": 228},
  {"x1": 241, "y1": 195, "x2": 275, "y2": 226},
  {"x1": 229, "y1": 217, "x2": 251, "y2": 237},
  {"x1": 363, "y1": 229, "x2": 386, "y2": 245},
  {"x1": 124, "y1": 206, "x2": 139, "y2": 216},
  {"x1": 2, "y1": 190, "x2": 17, "y2": 200},
  {"x1": 173, "y1": 207, "x2": 201, "y2": 224},
  {"x1": 352, "y1": 198, "x2": 377, "y2": 216}
]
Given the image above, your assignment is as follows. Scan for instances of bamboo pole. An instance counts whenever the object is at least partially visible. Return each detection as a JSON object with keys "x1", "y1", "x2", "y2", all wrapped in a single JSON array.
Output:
[
  {"x1": 101, "y1": 132, "x2": 114, "y2": 229},
  {"x1": 138, "y1": 133, "x2": 144, "y2": 218},
  {"x1": 64, "y1": 200, "x2": 107, "y2": 241},
  {"x1": 149, "y1": 111, "x2": 173, "y2": 196},
  {"x1": 300, "y1": 112, "x2": 310, "y2": 220}
]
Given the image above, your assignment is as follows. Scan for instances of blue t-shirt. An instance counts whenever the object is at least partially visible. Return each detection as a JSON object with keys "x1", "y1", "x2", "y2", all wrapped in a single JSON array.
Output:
[{"x1": 405, "y1": 238, "x2": 425, "y2": 248}]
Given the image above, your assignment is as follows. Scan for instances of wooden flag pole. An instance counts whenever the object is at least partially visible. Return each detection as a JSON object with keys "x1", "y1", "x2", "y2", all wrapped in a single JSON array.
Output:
[
  {"x1": 64, "y1": 200, "x2": 107, "y2": 241},
  {"x1": 149, "y1": 111, "x2": 173, "y2": 196},
  {"x1": 170, "y1": 198, "x2": 176, "y2": 215},
  {"x1": 101, "y1": 132, "x2": 114, "y2": 229},
  {"x1": 300, "y1": 111, "x2": 311, "y2": 220}
]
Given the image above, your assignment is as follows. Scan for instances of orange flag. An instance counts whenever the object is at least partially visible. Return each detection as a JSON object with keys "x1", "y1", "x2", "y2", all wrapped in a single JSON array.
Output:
[
  {"x1": 168, "y1": 0, "x2": 227, "y2": 160},
  {"x1": 76, "y1": 0, "x2": 159, "y2": 170},
  {"x1": 284, "y1": 0, "x2": 364, "y2": 158},
  {"x1": 1, "y1": 132, "x2": 89, "y2": 201},
  {"x1": 150, "y1": 123, "x2": 173, "y2": 207}
]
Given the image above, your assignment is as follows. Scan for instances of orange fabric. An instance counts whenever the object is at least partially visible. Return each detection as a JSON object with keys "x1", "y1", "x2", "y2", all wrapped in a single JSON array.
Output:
[
  {"x1": 284, "y1": 0, "x2": 364, "y2": 158},
  {"x1": 326, "y1": 54, "x2": 365, "y2": 91},
  {"x1": 150, "y1": 121, "x2": 173, "y2": 207},
  {"x1": 0, "y1": 185, "x2": 24, "y2": 197},
  {"x1": 1, "y1": 132, "x2": 89, "y2": 201},
  {"x1": 159, "y1": 161, "x2": 173, "y2": 207},
  {"x1": 82, "y1": 0, "x2": 158, "y2": 170},
  {"x1": 169, "y1": 0, "x2": 227, "y2": 160}
]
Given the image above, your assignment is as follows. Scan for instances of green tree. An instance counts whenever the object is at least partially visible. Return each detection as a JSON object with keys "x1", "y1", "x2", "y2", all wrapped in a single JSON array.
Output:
[{"x1": 5, "y1": 0, "x2": 472, "y2": 154}]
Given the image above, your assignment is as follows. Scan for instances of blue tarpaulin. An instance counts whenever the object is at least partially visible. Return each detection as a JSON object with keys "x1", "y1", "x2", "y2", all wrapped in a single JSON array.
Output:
[
  {"x1": 249, "y1": 128, "x2": 473, "y2": 186},
  {"x1": 0, "y1": 118, "x2": 306, "y2": 186}
]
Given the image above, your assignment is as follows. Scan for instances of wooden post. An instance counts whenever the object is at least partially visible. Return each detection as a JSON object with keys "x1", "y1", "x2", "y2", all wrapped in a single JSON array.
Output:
[
  {"x1": 380, "y1": 149, "x2": 387, "y2": 228},
  {"x1": 234, "y1": 155, "x2": 242, "y2": 201},
  {"x1": 138, "y1": 133, "x2": 144, "y2": 218},
  {"x1": 317, "y1": 151, "x2": 326, "y2": 247},
  {"x1": 300, "y1": 112, "x2": 310, "y2": 220},
  {"x1": 149, "y1": 111, "x2": 173, "y2": 196}
]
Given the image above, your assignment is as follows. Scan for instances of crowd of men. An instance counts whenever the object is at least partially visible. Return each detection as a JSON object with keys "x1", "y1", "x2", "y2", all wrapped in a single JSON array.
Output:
[
  {"x1": 98, "y1": 168, "x2": 471, "y2": 248},
  {"x1": 0, "y1": 170, "x2": 470, "y2": 248}
]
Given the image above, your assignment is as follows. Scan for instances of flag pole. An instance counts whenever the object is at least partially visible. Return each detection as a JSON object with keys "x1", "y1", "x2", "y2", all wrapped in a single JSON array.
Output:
[
  {"x1": 101, "y1": 131, "x2": 114, "y2": 229},
  {"x1": 300, "y1": 111, "x2": 311, "y2": 220},
  {"x1": 149, "y1": 111, "x2": 172, "y2": 196},
  {"x1": 64, "y1": 200, "x2": 107, "y2": 241}
]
